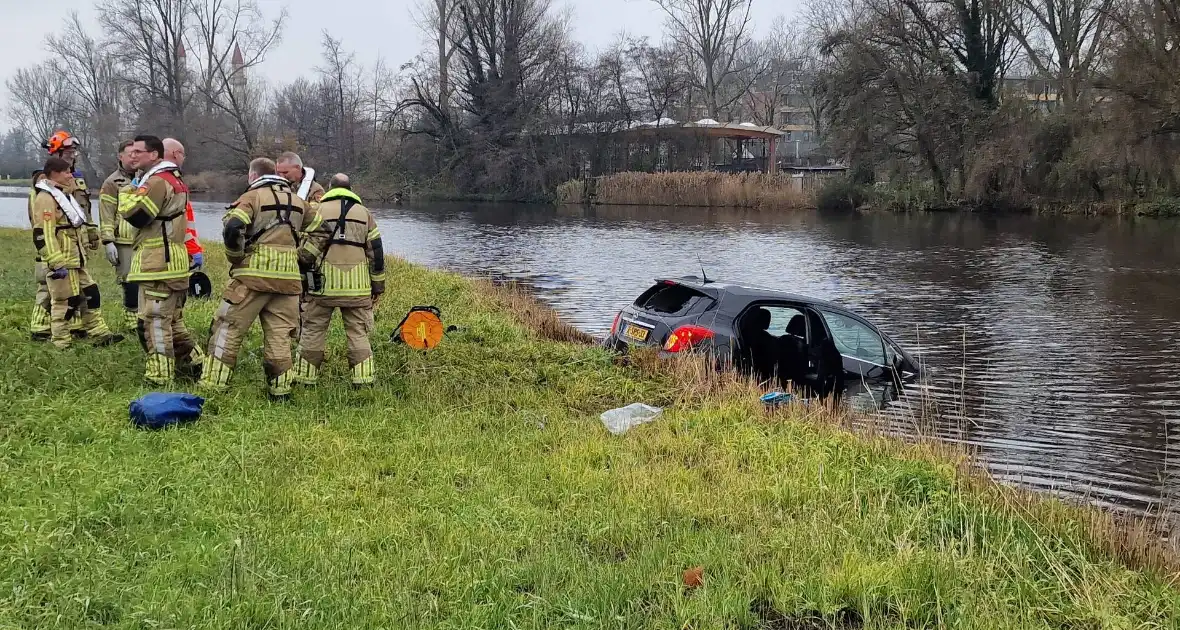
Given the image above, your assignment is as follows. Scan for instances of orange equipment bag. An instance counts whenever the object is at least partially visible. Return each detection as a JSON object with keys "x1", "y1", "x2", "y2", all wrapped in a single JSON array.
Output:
[{"x1": 393, "y1": 306, "x2": 445, "y2": 350}]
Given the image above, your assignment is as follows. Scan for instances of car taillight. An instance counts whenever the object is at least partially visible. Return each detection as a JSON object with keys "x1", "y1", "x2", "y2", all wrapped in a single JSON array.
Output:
[
  {"x1": 610, "y1": 311, "x2": 622, "y2": 336},
  {"x1": 663, "y1": 325, "x2": 715, "y2": 352}
]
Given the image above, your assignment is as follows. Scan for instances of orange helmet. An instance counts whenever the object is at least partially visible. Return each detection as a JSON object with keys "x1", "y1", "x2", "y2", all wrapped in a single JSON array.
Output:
[{"x1": 43, "y1": 130, "x2": 80, "y2": 154}]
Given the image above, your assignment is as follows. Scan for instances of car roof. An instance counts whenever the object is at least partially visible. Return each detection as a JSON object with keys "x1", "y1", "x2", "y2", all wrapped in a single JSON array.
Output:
[{"x1": 659, "y1": 275, "x2": 854, "y2": 314}]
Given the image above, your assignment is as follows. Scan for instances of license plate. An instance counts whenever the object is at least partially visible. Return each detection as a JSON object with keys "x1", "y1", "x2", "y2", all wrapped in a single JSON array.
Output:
[{"x1": 623, "y1": 323, "x2": 650, "y2": 342}]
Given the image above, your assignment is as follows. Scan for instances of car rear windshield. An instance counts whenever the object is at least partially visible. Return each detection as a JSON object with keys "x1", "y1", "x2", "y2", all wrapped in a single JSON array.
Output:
[{"x1": 633, "y1": 282, "x2": 712, "y2": 316}]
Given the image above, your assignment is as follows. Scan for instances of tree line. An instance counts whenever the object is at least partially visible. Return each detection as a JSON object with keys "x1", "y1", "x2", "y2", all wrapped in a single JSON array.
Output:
[{"x1": 4, "y1": 0, "x2": 1180, "y2": 209}]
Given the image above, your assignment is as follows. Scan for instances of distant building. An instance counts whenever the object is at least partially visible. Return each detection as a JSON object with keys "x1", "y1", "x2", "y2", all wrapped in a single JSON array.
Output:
[
  {"x1": 230, "y1": 44, "x2": 247, "y2": 91},
  {"x1": 775, "y1": 88, "x2": 822, "y2": 165},
  {"x1": 1001, "y1": 76, "x2": 1060, "y2": 113},
  {"x1": 776, "y1": 92, "x2": 817, "y2": 139}
]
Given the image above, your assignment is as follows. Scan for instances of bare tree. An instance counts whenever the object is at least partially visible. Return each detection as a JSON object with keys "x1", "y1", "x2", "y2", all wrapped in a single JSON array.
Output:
[
  {"x1": 317, "y1": 32, "x2": 366, "y2": 170},
  {"x1": 1102, "y1": 0, "x2": 1180, "y2": 134},
  {"x1": 889, "y1": 0, "x2": 1015, "y2": 106},
  {"x1": 45, "y1": 13, "x2": 124, "y2": 172},
  {"x1": 1005, "y1": 0, "x2": 1114, "y2": 108},
  {"x1": 413, "y1": 0, "x2": 461, "y2": 109},
  {"x1": 97, "y1": 0, "x2": 189, "y2": 131},
  {"x1": 626, "y1": 38, "x2": 692, "y2": 123},
  {"x1": 651, "y1": 0, "x2": 757, "y2": 119},
  {"x1": 362, "y1": 57, "x2": 399, "y2": 170},
  {"x1": 596, "y1": 40, "x2": 636, "y2": 126},
  {"x1": 187, "y1": 0, "x2": 286, "y2": 156},
  {"x1": 742, "y1": 18, "x2": 806, "y2": 126},
  {"x1": 5, "y1": 64, "x2": 75, "y2": 150}
]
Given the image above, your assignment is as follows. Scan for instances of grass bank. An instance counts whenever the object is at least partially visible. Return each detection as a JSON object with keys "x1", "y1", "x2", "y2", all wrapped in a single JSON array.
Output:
[
  {"x1": 0, "y1": 228, "x2": 1176, "y2": 628},
  {"x1": 0, "y1": 178, "x2": 31, "y2": 188},
  {"x1": 556, "y1": 172, "x2": 814, "y2": 210}
]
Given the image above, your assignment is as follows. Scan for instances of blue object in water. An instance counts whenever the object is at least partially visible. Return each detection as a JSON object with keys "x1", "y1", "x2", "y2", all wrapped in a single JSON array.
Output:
[
  {"x1": 760, "y1": 391, "x2": 794, "y2": 406},
  {"x1": 129, "y1": 393, "x2": 205, "y2": 430}
]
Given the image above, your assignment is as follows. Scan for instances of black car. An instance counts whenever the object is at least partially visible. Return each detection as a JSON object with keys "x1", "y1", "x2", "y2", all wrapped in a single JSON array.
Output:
[{"x1": 604, "y1": 277, "x2": 922, "y2": 397}]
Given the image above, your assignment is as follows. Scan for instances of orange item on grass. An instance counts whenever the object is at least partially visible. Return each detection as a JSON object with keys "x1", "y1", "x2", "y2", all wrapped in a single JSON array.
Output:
[{"x1": 394, "y1": 306, "x2": 445, "y2": 350}]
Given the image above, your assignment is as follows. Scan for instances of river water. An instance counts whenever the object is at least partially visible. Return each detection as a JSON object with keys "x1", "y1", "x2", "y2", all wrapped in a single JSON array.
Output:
[{"x1": 3, "y1": 190, "x2": 1179, "y2": 514}]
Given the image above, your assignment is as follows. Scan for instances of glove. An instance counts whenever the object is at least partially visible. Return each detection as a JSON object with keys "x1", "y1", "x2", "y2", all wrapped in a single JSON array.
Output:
[
  {"x1": 49, "y1": 268, "x2": 69, "y2": 280},
  {"x1": 191, "y1": 252, "x2": 204, "y2": 268},
  {"x1": 105, "y1": 243, "x2": 119, "y2": 266}
]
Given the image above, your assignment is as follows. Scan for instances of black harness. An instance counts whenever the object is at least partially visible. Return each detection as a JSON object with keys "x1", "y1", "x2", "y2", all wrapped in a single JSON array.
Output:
[
  {"x1": 305, "y1": 199, "x2": 368, "y2": 294},
  {"x1": 319, "y1": 199, "x2": 368, "y2": 257},
  {"x1": 246, "y1": 186, "x2": 303, "y2": 249}
]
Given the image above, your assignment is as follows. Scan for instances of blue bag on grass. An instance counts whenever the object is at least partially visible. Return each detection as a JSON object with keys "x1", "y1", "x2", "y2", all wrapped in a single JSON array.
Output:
[{"x1": 130, "y1": 393, "x2": 205, "y2": 430}]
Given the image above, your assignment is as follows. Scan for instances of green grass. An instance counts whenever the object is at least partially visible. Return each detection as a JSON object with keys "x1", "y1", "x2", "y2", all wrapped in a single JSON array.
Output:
[
  {"x1": 0, "y1": 227, "x2": 1176, "y2": 629},
  {"x1": 0, "y1": 178, "x2": 31, "y2": 188}
]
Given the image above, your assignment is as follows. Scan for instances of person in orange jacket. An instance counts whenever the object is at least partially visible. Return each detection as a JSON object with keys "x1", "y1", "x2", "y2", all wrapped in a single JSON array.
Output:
[{"x1": 163, "y1": 138, "x2": 204, "y2": 268}]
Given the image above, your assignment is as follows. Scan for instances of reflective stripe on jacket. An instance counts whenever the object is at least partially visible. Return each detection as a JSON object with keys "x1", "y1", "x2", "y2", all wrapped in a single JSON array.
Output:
[
  {"x1": 120, "y1": 167, "x2": 192, "y2": 283},
  {"x1": 100, "y1": 168, "x2": 137, "y2": 245},
  {"x1": 223, "y1": 179, "x2": 317, "y2": 294},
  {"x1": 32, "y1": 185, "x2": 87, "y2": 270}
]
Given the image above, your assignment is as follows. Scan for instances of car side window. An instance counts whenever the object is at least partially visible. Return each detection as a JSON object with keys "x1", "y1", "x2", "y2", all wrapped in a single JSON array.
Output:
[
  {"x1": 766, "y1": 306, "x2": 807, "y2": 337},
  {"x1": 818, "y1": 310, "x2": 886, "y2": 365}
]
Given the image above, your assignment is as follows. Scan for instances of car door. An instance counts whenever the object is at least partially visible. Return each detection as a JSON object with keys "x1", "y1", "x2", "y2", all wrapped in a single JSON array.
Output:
[
  {"x1": 733, "y1": 302, "x2": 808, "y2": 384},
  {"x1": 802, "y1": 307, "x2": 843, "y2": 396},
  {"x1": 813, "y1": 308, "x2": 892, "y2": 383}
]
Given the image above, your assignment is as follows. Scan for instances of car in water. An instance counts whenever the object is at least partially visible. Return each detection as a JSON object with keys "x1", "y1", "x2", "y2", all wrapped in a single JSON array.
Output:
[{"x1": 603, "y1": 276, "x2": 922, "y2": 398}]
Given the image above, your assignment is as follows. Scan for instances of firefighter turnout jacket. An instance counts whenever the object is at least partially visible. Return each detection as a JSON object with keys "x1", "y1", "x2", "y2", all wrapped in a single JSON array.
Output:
[
  {"x1": 223, "y1": 175, "x2": 318, "y2": 295},
  {"x1": 118, "y1": 160, "x2": 193, "y2": 285},
  {"x1": 298, "y1": 187, "x2": 385, "y2": 304},
  {"x1": 99, "y1": 167, "x2": 137, "y2": 245},
  {"x1": 31, "y1": 180, "x2": 91, "y2": 271},
  {"x1": 68, "y1": 168, "x2": 100, "y2": 250}
]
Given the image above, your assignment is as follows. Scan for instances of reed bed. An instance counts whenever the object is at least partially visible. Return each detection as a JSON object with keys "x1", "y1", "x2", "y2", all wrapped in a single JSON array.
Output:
[{"x1": 556, "y1": 171, "x2": 815, "y2": 209}]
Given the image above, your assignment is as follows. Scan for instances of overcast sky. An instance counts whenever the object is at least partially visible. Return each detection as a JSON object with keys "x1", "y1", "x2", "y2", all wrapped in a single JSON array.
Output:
[{"x1": 1, "y1": 0, "x2": 796, "y2": 127}]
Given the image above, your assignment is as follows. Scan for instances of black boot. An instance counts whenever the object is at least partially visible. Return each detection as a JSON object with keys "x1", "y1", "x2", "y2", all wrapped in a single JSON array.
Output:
[
  {"x1": 267, "y1": 391, "x2": 292, "y2": 403},
  {"x1": 31, "y1": 331, "x2": 50, "y2": 342},
  {"x1": 93, "y1": 333, "x2": 125, "y2": 347},
  {"x1": 176, "y1": 361, "x2": 204, "y2": 382}
]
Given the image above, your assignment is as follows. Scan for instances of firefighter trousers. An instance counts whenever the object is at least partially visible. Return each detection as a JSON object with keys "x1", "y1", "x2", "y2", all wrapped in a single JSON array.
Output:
[
  {"x1": 29, "y1": 262, "x2": 51, "y2": 337},
  {"x1": 201, "y1": 280, "x2": 299, "y2": 397},
  {"x1": 116, "y1": 244, "x2": 138, "y2": 331},
  {"x1": 137, "y1": 280, "x2": 203, "y2": 385},
  {"x1": 46, "y1": 268, "x2": 114, "y2": 349},
  {"x1": 294, "y1": 298, "x2": 376, "y2": 386}
]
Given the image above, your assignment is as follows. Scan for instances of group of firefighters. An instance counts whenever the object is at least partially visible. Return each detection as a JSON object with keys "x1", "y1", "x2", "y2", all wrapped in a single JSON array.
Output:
[{"x1": 27, "y1": 131, "x2": 387, "y2": 400}]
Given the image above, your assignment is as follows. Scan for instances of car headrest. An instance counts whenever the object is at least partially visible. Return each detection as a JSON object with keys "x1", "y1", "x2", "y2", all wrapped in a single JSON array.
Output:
[
  {"x1": 786, "y1": 314, "x2": 806, "y2": 337},
  {"x1": 752, "y1": 308, "x2": 772, "y2": 331}
]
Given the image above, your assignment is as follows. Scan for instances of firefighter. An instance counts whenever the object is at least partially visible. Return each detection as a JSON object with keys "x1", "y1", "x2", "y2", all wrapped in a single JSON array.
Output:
[
  {"x1": 44, "y1": 131, "x2": 99, "y2": 246},
  {"x1": 199, "y1": 157, "x2": 319, "y2": 400},
  {"x1": 162, "y1": 138, "x2": 205, "y2": 268},
  {"x1": 29, "y1": 131, "x2": 95, "y2": 339},
  {"x1": 119, "y1": 134, "x2": 204, "y2": 386},
  {"x1": 293, "y1": 173, "x2": 386, "y2": 387},
  {"x1": 31, "y1": 156, "x2": 122, "y2": 349},
  {"x1": 275, "y1": 152, "x2": 324, "y2": 204},
  {"x1": 98, "y1": 140, "x2": 139, "y2": 330}
]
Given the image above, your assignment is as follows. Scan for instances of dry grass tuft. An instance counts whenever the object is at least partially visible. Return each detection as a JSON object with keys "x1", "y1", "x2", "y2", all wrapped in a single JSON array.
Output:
[
  {"x1": 556, "y1": 172, "x2": 815, "y2": 209},
  {"x1": 964, "y1": 467, "x2": 1180, "y2": 580},
  {"x1": 472, "y1": 279, "x2": 596, "y2": 345}
]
